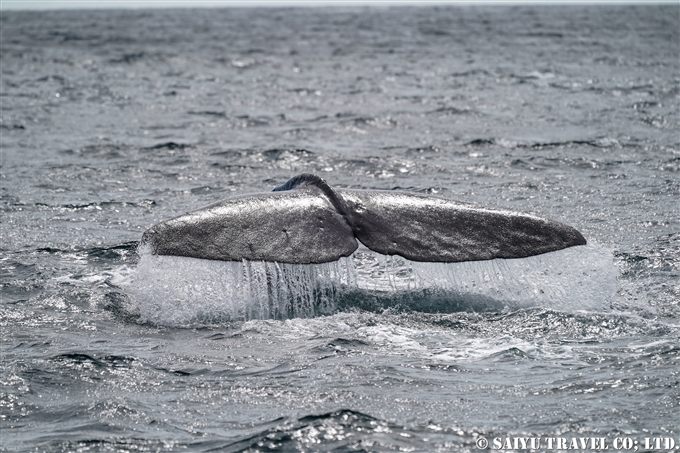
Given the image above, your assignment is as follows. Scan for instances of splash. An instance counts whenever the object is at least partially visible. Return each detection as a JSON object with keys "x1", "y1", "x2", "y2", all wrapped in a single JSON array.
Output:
[
  {"x1": 127, "y1": 246, "x2": 356, "y2": 325},
  {"x1": 126, "y1": 244, "x2": 617, "y2": 326},
  {"x1": 350, "y1": 243, "x2": 618, "y2": 313}
]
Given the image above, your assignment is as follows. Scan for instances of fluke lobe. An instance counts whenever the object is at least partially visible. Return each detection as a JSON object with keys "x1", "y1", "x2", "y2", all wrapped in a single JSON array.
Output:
[{"x1": 141, "y1": 174, "x2": 586, "y2": 264}]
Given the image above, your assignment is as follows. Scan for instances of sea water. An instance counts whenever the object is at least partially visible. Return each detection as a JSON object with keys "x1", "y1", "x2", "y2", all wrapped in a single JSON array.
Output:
[{"x1": 1, "y1": 5, "x2": 678, "y2": 452}]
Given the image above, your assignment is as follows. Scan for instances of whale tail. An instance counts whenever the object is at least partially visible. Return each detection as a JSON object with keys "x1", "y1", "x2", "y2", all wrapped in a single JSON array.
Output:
[{"x1": 141, "y1": 174, "x2": 586, "y2": 264}]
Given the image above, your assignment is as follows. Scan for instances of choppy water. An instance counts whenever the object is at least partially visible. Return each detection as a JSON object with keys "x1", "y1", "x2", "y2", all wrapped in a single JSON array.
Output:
[{"x1": 1, "y1": 5, "x2": 679, "y2": 452}]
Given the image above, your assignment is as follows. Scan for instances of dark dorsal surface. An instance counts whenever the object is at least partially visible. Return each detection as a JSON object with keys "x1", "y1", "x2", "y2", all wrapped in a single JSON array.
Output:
[
  {"x1": 339, "y1": 190, "x2": 586, "y2": 263},
  {"x1": 141, "y1": 174, "x2": 586, "y2": 264},
  {"x1": 141, "y1": 183, "x2": 357, "y2": 264},
  {"x1": 273, "y1": 173, "x2": 350, "y2": 218}
]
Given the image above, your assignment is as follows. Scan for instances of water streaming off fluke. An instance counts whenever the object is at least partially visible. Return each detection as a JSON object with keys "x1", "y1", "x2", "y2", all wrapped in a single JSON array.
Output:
[{"x1": 127, "y1": 244, "x2": 617, "y2": 326}]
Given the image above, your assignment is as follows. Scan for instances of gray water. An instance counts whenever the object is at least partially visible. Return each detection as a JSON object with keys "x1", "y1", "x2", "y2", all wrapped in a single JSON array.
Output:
[{"x1": 1, "y1": 5, "x2": 679, "y2": 452}]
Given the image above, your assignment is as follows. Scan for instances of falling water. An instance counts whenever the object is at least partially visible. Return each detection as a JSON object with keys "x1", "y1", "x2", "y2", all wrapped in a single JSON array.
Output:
[
  {"x1": 127, "y1": 244, "x2": 617, "y2": 326},
  {"x1": 128, "y1": 246, "x2": 357, "y2": 325}
]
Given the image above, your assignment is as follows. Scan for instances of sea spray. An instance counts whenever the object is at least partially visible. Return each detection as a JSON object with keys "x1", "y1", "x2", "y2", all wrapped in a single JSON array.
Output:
[
  {"x1": 127, "y1": 244, "x2": 617, "y2": 326},
  {"x1": 407, "y1": 243, "x2": 618, "y2": 311},
  {"x1": 128, "y1": 247, "x2": 357, "y2": 325}
]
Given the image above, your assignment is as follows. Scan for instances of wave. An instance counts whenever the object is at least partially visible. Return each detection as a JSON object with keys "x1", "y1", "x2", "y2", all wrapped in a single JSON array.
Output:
[{"x1": 219, "y1": 409, "x2": 452, "y2": 453}]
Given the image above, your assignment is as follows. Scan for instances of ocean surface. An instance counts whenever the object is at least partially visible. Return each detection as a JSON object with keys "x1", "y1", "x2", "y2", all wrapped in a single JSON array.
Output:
[{"x1": 1, "y1": 5, "x2": 678, "y2": 452}]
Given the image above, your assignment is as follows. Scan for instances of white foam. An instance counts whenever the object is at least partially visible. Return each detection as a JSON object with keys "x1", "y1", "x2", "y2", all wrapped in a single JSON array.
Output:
[
  {"x1": 233, "y1": 316, "x2": 578, "y2": 364},
  {"x1": 125, "y1": 244, "x2": 618, "y2": 326}
]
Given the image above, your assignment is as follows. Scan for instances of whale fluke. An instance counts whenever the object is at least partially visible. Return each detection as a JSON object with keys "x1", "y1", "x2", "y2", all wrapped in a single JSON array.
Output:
[
  {"x1": 141, "y1": 185, "x2": 357, "y2": 264},
  {"x1": 141, "y1": 174, "x2": 586, "y2": 264}
]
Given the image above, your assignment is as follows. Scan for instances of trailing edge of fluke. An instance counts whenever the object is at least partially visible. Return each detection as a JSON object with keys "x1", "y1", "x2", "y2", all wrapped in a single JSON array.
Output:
[{"x1": 140, "y1": 174, "x2": 587, "y2": 264}]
